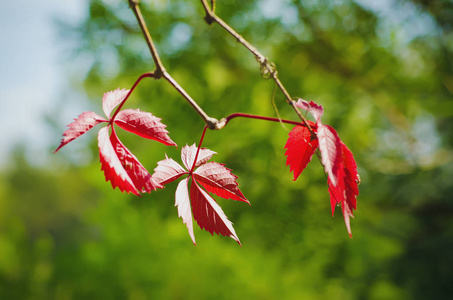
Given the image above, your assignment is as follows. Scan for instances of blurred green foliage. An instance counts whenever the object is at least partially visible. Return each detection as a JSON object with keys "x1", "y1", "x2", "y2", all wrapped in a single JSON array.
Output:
[{"x1": 2, "y1": 0, "x2": 453, "y2": 298}]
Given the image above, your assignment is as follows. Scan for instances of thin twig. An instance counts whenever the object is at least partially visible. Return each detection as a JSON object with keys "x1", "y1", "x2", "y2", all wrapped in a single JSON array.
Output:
[
  {"x1": 129, "y1": 0, "x2": 165, "y2": 77},
  {"x1": 190, "y1": 125, "x2": 209, "y2": 173},
  {"x1": 163, "y1": 73, "x2": 219, "y2": 129},
  {"x1": 219, "y1": 112, "x2": 312, "y2": 130},
  {"x1": 199, "y1": 0, "x2": 315, "y2": 134},
  {"x1": 128, "y1": 0, "x2": 219, "y2": 129},
  {"x1": 111, "y1": 72, "x2": 154, "y2": 120}
]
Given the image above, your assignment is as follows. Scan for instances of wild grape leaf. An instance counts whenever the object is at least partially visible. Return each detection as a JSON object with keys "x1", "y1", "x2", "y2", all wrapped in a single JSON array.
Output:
[
  {"x1": 55, "y1": 88, "x2": 176, "y2": 194},
  {"x1": 293, "y1": 98, "x2": 360, "y2": 236},
  {"x1": 98, "y1": 127, "x2": 140, "y2": 195},
  {"x1": 103, "y1": 88, "x2": 130, "y2": 118},
  {"x1": 342, "y1": 144, "x2": 360, "y2": 211},
  {"x1": 115, "y1": 109, "x2": 176, "y2": 146},
  {"x1": 152, "y1": 156, "x2": 188, "y2": 185},
  {"x1": 181, "y1": 144, "x2": 217, "y2": 170},
  {"x1": 294, "y1": 99, "x2": 342, "y2": 186},
  {"x1": 190, "y1": 180, "x2": 241, "y2": 245},
  {"x1": 327, "y1": 142, "x2": 360, "y2": 237},
  {"x1": 317, "y1": 124, "x2": 342, "y2": 186},
  {"x1": 295, "y1": 99, "x2": 324, "y2": 122},
  {"x1": 175, "y1": 178, "x2": 195, "y2": 244},
  {"x1": 54, "y1": 111, "x2": 106, "y2": 153},
  {"x1": 327, "y1": 164, "x2": 345, "y2": 216},
  {"x1": 109, "y1": 131, "x2": 162, "y2": 193},
  {"x1": 193, "y1": 162, "x2": 249, "y2": 203},
  {"x1": 152, "y1": 144, "x2": 248, "y2": 245},
  {"x1": 284, "y1": 122, "x2": 318, "y2": 181}
]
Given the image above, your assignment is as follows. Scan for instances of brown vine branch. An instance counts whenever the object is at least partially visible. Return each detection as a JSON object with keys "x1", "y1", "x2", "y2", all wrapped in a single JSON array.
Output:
[
  {"x1": 128, "y1": 0, "x2": 165, "y2": 78},
  {"x1": 199, "y1": 0, "x2": 315, "y2": 134},
  {"x1": 128, "y1": 0, "x2": 219, "y2": 129},
  {"x1": 128, "y1": 0, "x2": 314, "y2": 133}
]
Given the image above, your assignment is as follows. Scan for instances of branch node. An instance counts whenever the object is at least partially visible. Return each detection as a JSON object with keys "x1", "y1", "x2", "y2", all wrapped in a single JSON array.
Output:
[
  {"x1": 214, "y1": 118, "x2": 228, "y2": 130},
  {"x1": 259, "y1": 58, "x2": 277, "y2": 79},
  {"x1": 206, "y1": 117, "x2": 220, "y2": 130},
  {"x1": 153, "y1": 68, "x2": 166, "y2": 80},
  {"x1": 204, "y1": 14, "x2": 215, "y2": 25}
]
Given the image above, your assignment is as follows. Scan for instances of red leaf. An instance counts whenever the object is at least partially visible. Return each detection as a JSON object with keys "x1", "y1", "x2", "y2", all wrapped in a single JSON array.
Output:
[
  {"x1": 193, "y1": 162, "x2": 249, "y2": 204},
  {"x1": 181, "y1": 144, "x2": 216, "y2": 170},
  {"x1": 155, "y1": 143, "x2": 246, "y2": 244},
  {"x1": 102, "y1": 88, "x2": 130, "y2": 118},
  {"x1": 190, "y1": 180, "x2": 241, "y2": 245},
  {"x1": 284, "y1": 123, "x2": 319, "y2": 181},
  {"x1": 175, "y1": 178, "x2": 196, "y2": 244},
  {"x1": 327, "y1": 142, "x2": 360, "y2": 237},
  {"x1": 54, "y1": 111, "x2": 106, "y2": 153},
  {"x1": 295, "y1": 99, "x2": 324, "y2": 122},
  {"x1": 114, "y1": 109, "x2": 176, "y2": 146},
  {"x1": 152, "y1": 156, "x2": 188, "y2": 185},
  {"x1": 328, "y1": 165, "x2": 345, "y2": 216},
  {"x1": 317, "y1": 124, "x2": 342, "y2": 186},
  {"x1": 98, "y1": 127, "x2": 140, "y2": 195},
  {"x1": 56, "y1": 87, "x2": 177, "y2": 194},
  {"x1": 342, "y1": 144, "x2": 359, "y2": 211},
  {"x1": 341, "y1": 197, "x2": 354, "y2": 238},
  {"x1": 110, "y1": 131, "x2": 162, "y2": 193},
  {"x1": 294, "y1": 98, "x2": 360, "y2": 237}
]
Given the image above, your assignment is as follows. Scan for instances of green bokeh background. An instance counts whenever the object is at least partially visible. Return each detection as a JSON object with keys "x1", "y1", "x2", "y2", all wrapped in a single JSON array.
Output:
[{"x1": 2, "y1": 0, "x2": 453, "y2": 299}]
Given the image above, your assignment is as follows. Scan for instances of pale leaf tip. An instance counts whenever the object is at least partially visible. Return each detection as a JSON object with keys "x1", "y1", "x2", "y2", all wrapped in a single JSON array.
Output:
[{"x1": 232, "y1": 235, "x2": 242, "y2": 247}]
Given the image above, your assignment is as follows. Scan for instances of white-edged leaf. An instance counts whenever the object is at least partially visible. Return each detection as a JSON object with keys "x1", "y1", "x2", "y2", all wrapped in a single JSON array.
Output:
[
  {"x1": 317, "y1": 124, "x2": 342, "y2": 186},
  {"x1": 295, "y1": 99, "x2": 324, "y2": 122},
  {"x1": 190, "y1": 181, "x2": 241, "y2": 245},
  {"x1": 110, "y1": 131, "x2": 162, "y2": 193},
  {"x1": 152, "y1": 155, "x2": 188, "y2": 185},
  {"x1": 181, "y1": 144, "x2": 216, "y2": 170},
  {"x1": 54, "y1": 111, "x2": 105, "y2": 153},
  {"x1": 98, "y1": 127, "x2": 139, "y2": 195},
  {"x1": 115, "y1": 109, "x2": 176, "y2": 146},
  {"x1": 175, "y1": 178, "x2": 196, "y2": 245},
  {"x1": 102, "y1": 88, "x2": 130, "y2": 118},
  {"x1": 193, "y1": 162, "x2": 249, "y2": 204}
]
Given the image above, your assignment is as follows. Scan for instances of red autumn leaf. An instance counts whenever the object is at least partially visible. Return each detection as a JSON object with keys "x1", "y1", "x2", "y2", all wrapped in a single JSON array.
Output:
[
  {"x1": 327, "y1": 142, "x2": 360, "y2": 237},
  {"x1": 102, "y1": 88, "x2": 130, "y2": 118},
  {"x1": 114, "y1": 109, "x2": 176, "y2": 146},
  {"x1": 342, "y1": 144, "x2": 360, "y2": 211},
  {"x1": 295, "y1": 98, "x2": 324, "y2": 122},
  {"x1": 152, "y1": 144, "x2": 247, "y2": 245},
  {"x1": 294, "y1": 99, "x2": 342, "y2": 186},
  {"x1": 317, "y1": 124, "x2": 342, "y2": 186},
  {"x1": 193, "y1": 162, "x2": 249, "y2": 203},
  {"x1": 55, "y1": 88, "x2": 176, "y2": 194},
  {"x1": 152, "y1": 156, "x2": 188, "y2": 185},
  {"x1": 175, "y1": 178, "x2": 195, "y2": 244},
  {"x1": 181, "y1": 144, "x2": 216, "y2": 170},
  {"x1": 54, "y1": 111, "x2": 106, "y2": 153},
  {"x1": 284, "y1": 122, "x2": 318, "y2": 181},
  {"x1": 190, "y1": 180, "x2": 241, "y2": 245},
  {"x1": 98, "y1": 127, "x2": 140, "y2": 195},
  {"x1": 293, "y1": 98, "x2": 360, "y2": 237},
  {"x1": 328, "y1": 164, "x2": 345, "y2": 216},
  {"x1": 109, "y1": 130, "x2": 162, "y2": 193}
]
